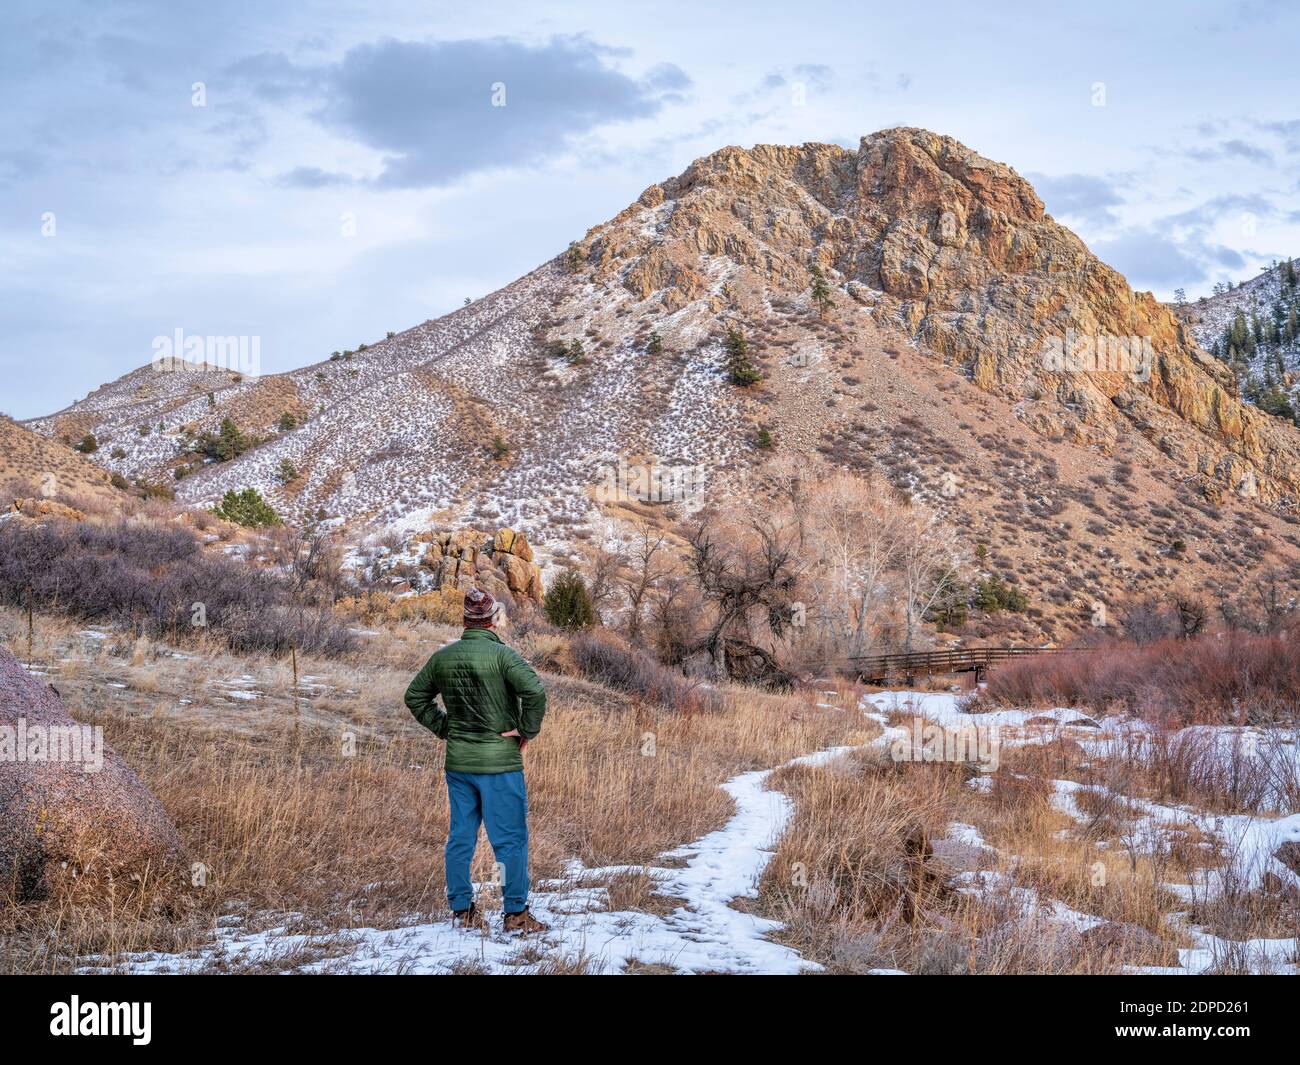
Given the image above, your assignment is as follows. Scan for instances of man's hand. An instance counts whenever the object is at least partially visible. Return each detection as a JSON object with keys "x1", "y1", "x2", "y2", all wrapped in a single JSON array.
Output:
[{"x1": 500, "y1": 728, "x2": 528, "y2": 753}]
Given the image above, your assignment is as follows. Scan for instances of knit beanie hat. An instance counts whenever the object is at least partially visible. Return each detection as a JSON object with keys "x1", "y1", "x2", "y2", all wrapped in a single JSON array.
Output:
[{"x1": 463, "y1": 586, "x2": 501, "y2": 628}]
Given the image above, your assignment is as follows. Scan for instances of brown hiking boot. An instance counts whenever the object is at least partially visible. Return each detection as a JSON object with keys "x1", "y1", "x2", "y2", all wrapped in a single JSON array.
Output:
[
  {"x1": 451, "y1": 903, "x2": 488, "y2": 931},
  {"x1": 503, "y1": 908, "x2": 548, "y2": 935}
]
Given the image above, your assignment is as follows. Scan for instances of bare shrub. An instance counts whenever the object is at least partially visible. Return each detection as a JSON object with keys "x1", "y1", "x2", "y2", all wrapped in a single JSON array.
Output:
[
  {"x1": 986, "y1": 634, "x2": 1300, "y2": 725},
  {"x1": 568, "y1": 629, "x2": 721, "y2": 713},
  {"x1": 0, "y1": 519, "x2": 353, "y2": 656}
]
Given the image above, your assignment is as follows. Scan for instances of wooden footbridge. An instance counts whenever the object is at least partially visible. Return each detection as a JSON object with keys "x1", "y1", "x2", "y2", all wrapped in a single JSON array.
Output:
[{"x1": 849, "y1": 646, "x2": 1073, "y2": 684}]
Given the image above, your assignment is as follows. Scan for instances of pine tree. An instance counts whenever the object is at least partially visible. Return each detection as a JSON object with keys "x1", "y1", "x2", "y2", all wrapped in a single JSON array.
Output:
[
  {"x1": 213, "y1": 488, "x2": 280, "y2": 527},
  {"x1": 926, "y1": 567, "x2": 968, "y2": 630},
  {"x1": 544, "y1": 570, "x2": 596, "y2": 629},
  {"x1": 724, "y1": 328, "x2": 761, "y2": 385},
  {"x1": 211, "y1": 417, "x2": 250, "y2": 462},
  {"x1": 809, "y1": 265, "x2": 833, "y2": 315},
  {"x1": 646, "y1": 331, "x2": 663, "y2": 356}
]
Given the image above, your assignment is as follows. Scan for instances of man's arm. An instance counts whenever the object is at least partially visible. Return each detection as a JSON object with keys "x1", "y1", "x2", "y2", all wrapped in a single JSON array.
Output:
[
  {"x1": 503, "y1": 651, "x2": 547, "y2": 740},
  {"x1": 404, "y1": 656, "x2": 449, "y2": 739}
]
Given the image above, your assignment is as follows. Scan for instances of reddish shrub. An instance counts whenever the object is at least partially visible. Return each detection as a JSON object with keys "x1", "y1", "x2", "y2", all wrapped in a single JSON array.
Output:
[{"x1": 986, "y1": 633, "x2": 1300, "y2": 725}]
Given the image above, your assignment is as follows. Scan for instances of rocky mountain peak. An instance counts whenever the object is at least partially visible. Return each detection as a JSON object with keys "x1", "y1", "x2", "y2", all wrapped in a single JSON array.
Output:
[{"x1": 563, "y1": 128, "x2": 1300, "y2": 505}]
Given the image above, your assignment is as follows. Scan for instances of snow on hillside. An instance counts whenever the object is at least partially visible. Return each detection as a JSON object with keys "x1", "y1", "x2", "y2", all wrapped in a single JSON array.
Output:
[
  {"x1": 1180, "y1": 258, "x2": 1300, "y2": 416},
  {"x1": 27, "y1": 257, "x2": 752, "y2": 549}
]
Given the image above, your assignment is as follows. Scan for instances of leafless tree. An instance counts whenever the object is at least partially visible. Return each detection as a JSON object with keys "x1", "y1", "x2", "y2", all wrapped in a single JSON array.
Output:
[
  {"x1": 1255, "y1": 570, "x2": 1293, "y2": 633},
  {"x1": 1119, "y1": 596, "x2": 1176, "y2": 644},
  {"x1": 648, "y1": 573, "x2": 694, "y2": 663},
  {"x1": 896, "y1": 507, "x2": 965, "y2": 654},
  {"x1": 619, "y1": 522, "x2": 674, "y2": 643},
  {"x1": 1173, "y1": 593, "x2": 1207, "y2": 638},
  {"x1": 583, "y1": 542, "x2": 626, "y2": 619},
  {"x1": 806, "y1": 471, "x2": 908, "y2": 657},
  {"x1": 686, "y1": 512, "x2": 802, "y2": 681},
  {"x1": 270, "y1": 518, "x2": 344, "y2": 598}
]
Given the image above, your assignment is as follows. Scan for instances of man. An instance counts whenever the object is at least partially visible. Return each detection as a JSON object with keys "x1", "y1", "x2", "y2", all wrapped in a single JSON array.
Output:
[{"x1": 404, "y1": 586, "x2": 548, "y2": 934}]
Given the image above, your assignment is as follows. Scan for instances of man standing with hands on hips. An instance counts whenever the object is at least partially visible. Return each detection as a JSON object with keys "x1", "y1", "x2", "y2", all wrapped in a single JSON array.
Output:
[{"x1": 405, "y1": 586, "x2": 548, "y2": 933}]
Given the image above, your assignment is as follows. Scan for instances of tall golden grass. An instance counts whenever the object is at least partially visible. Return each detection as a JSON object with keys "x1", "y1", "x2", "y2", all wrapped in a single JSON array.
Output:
[{"x1": 0, "y1": 607, "x2": 858, "y2": 973}]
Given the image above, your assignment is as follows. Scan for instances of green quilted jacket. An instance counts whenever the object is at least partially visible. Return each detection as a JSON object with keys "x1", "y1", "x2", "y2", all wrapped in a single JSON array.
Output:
[{"x1": 404, "y1": 628, "x2": 547, "y2": 774}]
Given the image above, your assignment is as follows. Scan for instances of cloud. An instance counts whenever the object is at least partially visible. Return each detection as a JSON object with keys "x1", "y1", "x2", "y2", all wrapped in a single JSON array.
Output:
[
  {"x1": 1186, "y1": 138, "x2": 1274, "y2": 165},
  {"x1": 1258, "y1": 119, "x2": 1300, "y2": 153},
  {"x1": 1027, "y1": 172, "x2": 1125, "y2": 229},
  {"x1": 1084, "y1": 187, "x2": 1282, "y2": 293},
  {"x1": 737, "y1": 63, "x2": 836, "y2": 105},
  {"x1": 1092, "y1": 230, "x2": 1219, "y2": 288},
  {"x1": 226, "y1": 51, "x2": 326, "y2": 101},
  {"x1": 791, "y1": 63, "x2": 834, "y2": 90},
  {"x1": 1162, "y1": 193, "x2": 1275, "y2": 236},
  {"x1": 277, "y1": 166, "x2": 353, "y2": 188},
  {"x1": 238, "y1": 36, "x2": 690, "y2": 189},
  {"x1": 0, "y1": 148, "x2": 45, "y2": 188},
  {"x1": 1090, "y1": 194, "x2": 1272, "y2": 291}
]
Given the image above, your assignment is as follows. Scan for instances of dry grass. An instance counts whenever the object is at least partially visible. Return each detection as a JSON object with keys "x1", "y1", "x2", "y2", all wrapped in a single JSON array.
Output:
[
  {"x1": 0, "y1": 606, "x2": 857, "y2": 973},
  {"x1": 757, "y1": 748, "x2": 963, "y2": 971},
  {"x1": 7, "y1": 605, "x2": 1295, "y2": 976},
  {"x1": 754, "y1": 700, "x2": 1296, "y2": 974}
]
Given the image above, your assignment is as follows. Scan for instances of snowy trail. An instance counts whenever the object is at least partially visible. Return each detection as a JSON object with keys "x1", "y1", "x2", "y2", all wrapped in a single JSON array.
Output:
[{"x1": 112, "y1": 744, "x2": 857, "y2": 975}]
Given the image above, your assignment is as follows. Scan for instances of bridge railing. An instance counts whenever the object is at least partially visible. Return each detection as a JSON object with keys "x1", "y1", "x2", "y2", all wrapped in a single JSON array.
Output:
[{"x1": 848, "y1": 645, "x2": 1074, "y2": 680}]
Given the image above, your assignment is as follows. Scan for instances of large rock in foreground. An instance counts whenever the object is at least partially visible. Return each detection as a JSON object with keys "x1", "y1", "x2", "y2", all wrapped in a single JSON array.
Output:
[{"x1": 0, "y1": 647, "x2": 186, "y2": 902}]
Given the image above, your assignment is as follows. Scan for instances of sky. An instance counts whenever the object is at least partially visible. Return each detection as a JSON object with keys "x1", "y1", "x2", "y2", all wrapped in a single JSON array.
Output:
[{"x1": 3, "y1": 0, "x2": 1298, "y2": 418}]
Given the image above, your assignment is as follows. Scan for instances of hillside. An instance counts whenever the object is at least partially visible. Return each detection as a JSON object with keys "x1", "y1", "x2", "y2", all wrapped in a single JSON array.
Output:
[
  {"x1": 1178, "y1": 258, "x2": 1300, "y2": 422},
  {"x1": 0, "y1": 416, "x2": 123, "y2": 513},
  {"x1": 25, "y1": 128, "x2": 1300, "y2": 636}
]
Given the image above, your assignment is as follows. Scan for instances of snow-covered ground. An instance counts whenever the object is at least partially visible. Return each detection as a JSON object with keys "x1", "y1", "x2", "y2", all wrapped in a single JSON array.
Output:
[
  {"x1": 92, "y1": 744, "x2": 857, "y2": 975},
  {"x1": 84, "y1": 689, "x2": 1299, "y2": 975},
  {"x1": 868, "y1": 689, "x2": 1300, "y2": 975}
]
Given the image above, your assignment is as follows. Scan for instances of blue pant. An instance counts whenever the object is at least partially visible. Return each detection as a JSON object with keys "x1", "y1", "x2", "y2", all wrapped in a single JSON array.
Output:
[{"x1": 444, "y1": 770, "x2": 530, "y2": 914}]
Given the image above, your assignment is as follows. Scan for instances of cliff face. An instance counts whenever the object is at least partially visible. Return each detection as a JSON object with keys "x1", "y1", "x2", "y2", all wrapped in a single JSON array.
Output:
[{"x1": 571, "y1": 128, "x2": 1298, "y2": 503}]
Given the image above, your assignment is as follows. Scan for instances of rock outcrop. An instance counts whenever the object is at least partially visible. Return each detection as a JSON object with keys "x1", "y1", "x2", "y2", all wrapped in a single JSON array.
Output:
[
  {"x1": 10, "y1": 497, "x2": 87, "y2": 522},
  {"x1": 0, "y1": 646, "x2": 187, "y2": 902},
  {"x1": 573, "y1": 127, "x2": 1300, "y2": 503},
  {"x1": 412, "y1": 527, "x2": 545, "y2": 605}
]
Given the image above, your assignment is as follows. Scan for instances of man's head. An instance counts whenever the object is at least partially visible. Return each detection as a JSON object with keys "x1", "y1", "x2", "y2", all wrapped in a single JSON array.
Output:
[{"x1": 463, "y1": 586, "x2": 504, "y2": 630}]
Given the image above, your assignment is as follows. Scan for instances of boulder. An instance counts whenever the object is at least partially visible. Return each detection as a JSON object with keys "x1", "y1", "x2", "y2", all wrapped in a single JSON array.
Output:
[
  {"x1": 0, "y1": 647, "x2": 186, "y2": 901},
  {"x1": 499, "y1": 552, "x2": 537, "y2": 599},
  {"x1": 1274, "y1": 840, "x2": 1300, "y2": 878},
  {"x1": 11, "y1": 498, "x2": 86, "y2": 523},
  {"x1": 1077, "y1": 921, "x2": 1179, "y2": 967}
]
